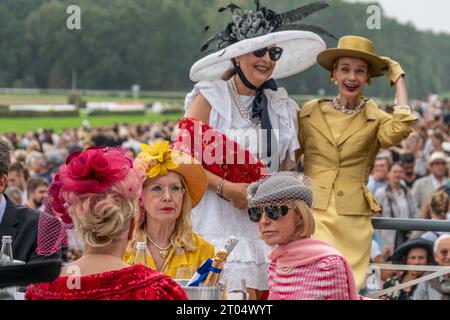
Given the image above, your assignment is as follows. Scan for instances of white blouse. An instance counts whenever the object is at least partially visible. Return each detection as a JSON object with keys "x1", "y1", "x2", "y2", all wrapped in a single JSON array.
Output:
[{"x1": 183, "y1": 79, "x2": 300, "y2": 291}]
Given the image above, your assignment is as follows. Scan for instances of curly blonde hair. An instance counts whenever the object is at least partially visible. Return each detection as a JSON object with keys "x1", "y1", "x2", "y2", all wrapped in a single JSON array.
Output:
[
  {"x1": 128, "y1": 175, "x2": 198, "y2": 254},
  {"x1": 420, "y1": 189, "x2": 449, "y2": 220},
  {"x1": 63, "y1": 168, "x2": 141, "y2": 248}
]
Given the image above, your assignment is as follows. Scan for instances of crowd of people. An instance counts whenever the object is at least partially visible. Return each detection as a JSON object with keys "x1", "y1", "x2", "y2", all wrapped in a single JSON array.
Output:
[{"x1": 1, "y1": 1, "x2": 450, "y2": 300}]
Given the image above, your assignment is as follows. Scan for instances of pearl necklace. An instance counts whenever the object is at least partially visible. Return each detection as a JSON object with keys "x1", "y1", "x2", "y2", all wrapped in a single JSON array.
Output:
[
  {"x1": 145, "y1": 232, "x2": 172, "y2": 259},
  {"x1": 331, "y1": 96, "x2": 365, "y2": 114},
  {"x1": 229, "y1": 77, "x2": 261, "y2": 127}
]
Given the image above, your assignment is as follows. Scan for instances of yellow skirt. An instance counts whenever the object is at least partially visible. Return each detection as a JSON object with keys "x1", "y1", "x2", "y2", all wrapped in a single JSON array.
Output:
[{"x1": 313, "y1": 192, "x2": 373, "y2": 290}]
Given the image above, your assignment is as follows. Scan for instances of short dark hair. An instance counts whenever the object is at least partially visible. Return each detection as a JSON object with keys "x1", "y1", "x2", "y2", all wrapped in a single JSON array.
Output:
[
  {"x1": 375, "y1": 156, "x2": 392, "y2": 170},
  {"x1": 10, "y1": 162, "x2": 30, "y2": 181},
  {"x1": 400, "y1": 153, "x2": 415, "y2": 164},
  {"x1": 27, "y1": 177, "x2": 49, "y2": 194},
  {"x1": 0, "y1": 140, "x2": 11, "y2": 177}
]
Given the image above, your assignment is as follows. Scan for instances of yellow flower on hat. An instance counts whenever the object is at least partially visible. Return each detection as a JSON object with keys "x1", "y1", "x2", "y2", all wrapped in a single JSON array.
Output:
[{"x1": 137, "y1": 141, "x2": 178, "y2": 178}]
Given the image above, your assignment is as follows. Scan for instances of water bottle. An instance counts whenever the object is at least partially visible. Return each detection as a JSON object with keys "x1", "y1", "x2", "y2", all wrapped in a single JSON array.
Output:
[
  {"x1": 0, "y1": 235, "x2": 14, "y2": 265},
  {"x1": 133, "y1": 241, "x2": 148, "y2": 266}
]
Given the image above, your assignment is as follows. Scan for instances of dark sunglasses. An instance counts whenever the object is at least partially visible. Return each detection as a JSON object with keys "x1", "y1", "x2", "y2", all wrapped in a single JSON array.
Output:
[
  {"x1": 253, "y1": 47, "x2": 283, "y2": 61},
  {"x1": 248, "y1": 205, "x2": 289, "y2": 222}
]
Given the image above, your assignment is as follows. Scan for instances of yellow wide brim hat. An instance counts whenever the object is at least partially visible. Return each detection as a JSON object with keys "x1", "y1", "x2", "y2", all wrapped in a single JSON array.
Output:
[
  {"x1": 136, "y1": 141, "x2": 207, "y2": 208},
  {"x1": 317, "y1": 35, "x2": 388, "y2": 77}
]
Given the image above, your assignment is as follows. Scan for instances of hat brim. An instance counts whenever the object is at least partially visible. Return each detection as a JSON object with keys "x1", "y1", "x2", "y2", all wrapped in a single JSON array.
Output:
[
  {"x1": 169, "y1": 151, "x2": 207, "y2": 209},
  {"x1": 390, "y1": 239, "x2": 434, "y2": 264},
  {"x1": 190, "y1": 30, "x2": 326, "y2": 82},
  {"x1": 317, "y1": 48, "x2": 388, "y2": 77}
]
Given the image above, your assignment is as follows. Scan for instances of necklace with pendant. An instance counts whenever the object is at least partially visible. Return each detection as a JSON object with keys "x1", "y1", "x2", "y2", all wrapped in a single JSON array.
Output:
[{"x1": 145, "y1": 233, "x2": 172, "y2": 259}]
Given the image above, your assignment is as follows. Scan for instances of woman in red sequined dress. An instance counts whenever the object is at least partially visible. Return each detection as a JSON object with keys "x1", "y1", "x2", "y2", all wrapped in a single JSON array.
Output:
[{"x1": 26, "y1": 147, "x2": 187, "y2": 300}]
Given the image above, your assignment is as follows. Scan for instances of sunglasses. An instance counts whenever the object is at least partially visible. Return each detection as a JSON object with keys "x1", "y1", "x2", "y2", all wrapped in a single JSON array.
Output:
[
  {"x1": 253, "y1": 47, "x2": 283, "y2": 61},
  {"x1": 248, "y1": 205, "x2": 289, "y2": 222}
]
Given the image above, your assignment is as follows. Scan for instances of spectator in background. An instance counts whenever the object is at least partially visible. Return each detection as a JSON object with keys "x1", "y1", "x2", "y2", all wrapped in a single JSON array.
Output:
[
  {"x1": 368, "y1": 156, "x2": 391, "y2": 194},
  {"x1": 405, "y1": 132, "x2": 428, "y2": 176},
  {"x1": 413, "y1": 235, "x2": 450, "y2": 300},
  {"x1": 426, "y1": 130, "x2": 446, "y2": 156},
  {"x1": 442, "y1": 98, "x2": 450, "y2": 124},
  {"x1": 375, "y1": 163, "x2": 416, "y2": 249},
  {"x1": 91, "y1": 127, "x2": 116, "y2": 147},
  {"x1": 27, "y1": 152, "x2": 52, "y2": 183},
  {"x1": 416, "y1": 190, "x2": 450, "y2": 242},
  {"x1": 8, "y1": 162, "x2": 29, "y2": 204},
  {"x1": 412, "y1": 151, "x2": 449, "y2": 213},
  {"x1": 400, "y1": 153, "x2": 423, "y2": 188},
  {"x1": 26, "y1": 177, "x2": 49, "y2": 210},
  {"x1": 13, "y1": 149, "x2": 27, "y2": 164},
  {"x1": 383, "y1": 238, "x2": 434, "y2": 300},
  {"x1": 5, "y1": 186, "x2": 23, "y2": 205},
  {"x1": 370, "y1": 239, "x2": 395, "y2": 282}
]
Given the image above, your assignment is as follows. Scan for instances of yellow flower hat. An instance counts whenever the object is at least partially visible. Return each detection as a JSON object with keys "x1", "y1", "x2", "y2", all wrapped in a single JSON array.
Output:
[{"x1": 136, "y1": 140, "x2": 207, "y2": 208}]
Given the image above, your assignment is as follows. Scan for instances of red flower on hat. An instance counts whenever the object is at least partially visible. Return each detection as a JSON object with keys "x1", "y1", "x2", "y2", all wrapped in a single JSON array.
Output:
[
  {"x1": 48, "y1": 173, "x2": 72, "y2": 224},
  {"x1": 59, "y1": 146, "x2": 132, "y2": 194}
]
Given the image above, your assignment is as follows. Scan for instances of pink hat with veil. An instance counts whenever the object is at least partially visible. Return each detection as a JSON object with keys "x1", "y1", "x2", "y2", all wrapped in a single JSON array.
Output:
[{"x1": 37, "y1": 146, "x2": 139, "y2": 256}]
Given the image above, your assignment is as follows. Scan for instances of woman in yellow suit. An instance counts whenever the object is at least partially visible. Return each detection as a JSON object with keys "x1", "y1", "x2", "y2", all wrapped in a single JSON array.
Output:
[
  {"x1": 297, "y1": 35, "x2": 417, "y2": 289},
  {"x1": 124, "y1": 141, "x2": 215, "y2": 279}
]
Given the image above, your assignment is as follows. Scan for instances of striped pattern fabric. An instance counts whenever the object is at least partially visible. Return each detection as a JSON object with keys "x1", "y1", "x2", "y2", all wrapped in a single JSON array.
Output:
[{"x1": 268, "y1": 255, "x2": 351, "y2": 300}]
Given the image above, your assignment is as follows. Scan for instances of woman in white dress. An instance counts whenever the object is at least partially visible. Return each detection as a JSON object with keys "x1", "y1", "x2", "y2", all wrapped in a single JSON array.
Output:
[{"x1": 181, "y1": 1, "x2": 332, "y2": 299}]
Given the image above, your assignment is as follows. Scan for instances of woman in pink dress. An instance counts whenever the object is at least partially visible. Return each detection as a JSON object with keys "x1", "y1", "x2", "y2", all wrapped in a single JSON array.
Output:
[{"x1": 247, "y1": 172, "x2": 358, "y2": 300}]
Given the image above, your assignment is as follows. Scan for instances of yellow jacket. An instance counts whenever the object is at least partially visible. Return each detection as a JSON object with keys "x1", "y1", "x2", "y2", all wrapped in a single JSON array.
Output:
[
  {"x1": 124, "y1": 232, "x2": 215, "y2": 279},
  {"x1": 297, "y1": 99, "x2": 417, "y2": 216}
]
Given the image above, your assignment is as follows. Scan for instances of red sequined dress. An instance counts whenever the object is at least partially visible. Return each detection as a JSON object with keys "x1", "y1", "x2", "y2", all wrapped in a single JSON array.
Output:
[{"x1": 25, "y1": 264, "x2": 188, "y2": 300}]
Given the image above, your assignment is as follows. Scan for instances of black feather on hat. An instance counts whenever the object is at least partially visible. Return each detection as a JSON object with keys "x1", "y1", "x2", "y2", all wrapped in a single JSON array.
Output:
[{"x1": 201, "y1": 1, "x2": 335, "y2": 53}]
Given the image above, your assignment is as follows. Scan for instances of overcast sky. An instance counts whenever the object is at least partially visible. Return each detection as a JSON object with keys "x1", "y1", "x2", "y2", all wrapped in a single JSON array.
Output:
[{"x1": 345, "y1": 0, "x2": 450, "y2": 34}]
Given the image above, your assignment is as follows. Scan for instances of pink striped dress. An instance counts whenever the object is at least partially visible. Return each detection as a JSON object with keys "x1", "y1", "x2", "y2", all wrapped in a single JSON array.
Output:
[{"x1": 268, "y1": 255, "x2": 351, "y2": 300}]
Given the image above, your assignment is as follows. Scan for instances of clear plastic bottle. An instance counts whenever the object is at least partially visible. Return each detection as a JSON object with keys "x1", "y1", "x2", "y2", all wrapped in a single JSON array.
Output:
[
  {"x1": 133, "y1": 241, "x2": 148, "y2": 266},
  {"x1": 0, "y1": 235, "x2": 14, "y2": 265}
]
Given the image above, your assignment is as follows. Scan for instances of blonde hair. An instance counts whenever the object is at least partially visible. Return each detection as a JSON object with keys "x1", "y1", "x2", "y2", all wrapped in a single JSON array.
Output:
[
  {"x1": 63, "y1": 168, "x2": 141, "y2": 248},
  {"x1": 293, "y1": 200, "x2": 315, "y2": 238},
  {"x1": 129, "y1": 175, "x2": 198, "y2": 254},
  {"x1": 420, "y1": 189, "x2": 449, "y2": 220}
]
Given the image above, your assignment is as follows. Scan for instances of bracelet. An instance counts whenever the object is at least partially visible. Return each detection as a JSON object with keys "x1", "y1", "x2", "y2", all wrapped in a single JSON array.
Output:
[
  {"x1": 216, "y1": 179, "x2": 226, "y2": 198},
  {"x1": 393, "y1": 105, "x2": 411, "y2": 111}
]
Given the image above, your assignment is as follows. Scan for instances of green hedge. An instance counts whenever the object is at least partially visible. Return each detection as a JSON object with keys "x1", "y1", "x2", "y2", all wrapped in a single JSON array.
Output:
[
  {"x1": 87, "y1": 110, "x2": 146, "y2": 116},
  {"x1": 0, "y1": 109, "x2": 80, "y2": 117}
]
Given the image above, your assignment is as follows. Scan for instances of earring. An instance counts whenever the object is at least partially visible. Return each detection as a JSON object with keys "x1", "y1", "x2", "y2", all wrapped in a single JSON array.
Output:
[{"x1": 331, "y1": 77, "x2": 337, "y2": 85}]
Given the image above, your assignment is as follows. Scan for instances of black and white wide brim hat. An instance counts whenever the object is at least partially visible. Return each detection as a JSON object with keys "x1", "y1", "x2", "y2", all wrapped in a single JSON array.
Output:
[{"x1": 190, "y1": 30, "x2": 326, "y2": 82}]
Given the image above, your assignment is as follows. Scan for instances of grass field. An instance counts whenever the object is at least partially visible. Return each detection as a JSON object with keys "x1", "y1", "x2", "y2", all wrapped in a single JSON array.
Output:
[
  {"x1": 0, "y1": 113, "x2": 184, "y2": 133},
  {"x1": 0, "y1": 93, "x2": 185, "y2": 133},
  {"x1": 0, "y1": 93, "x2": 184, "y2": 105}
]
